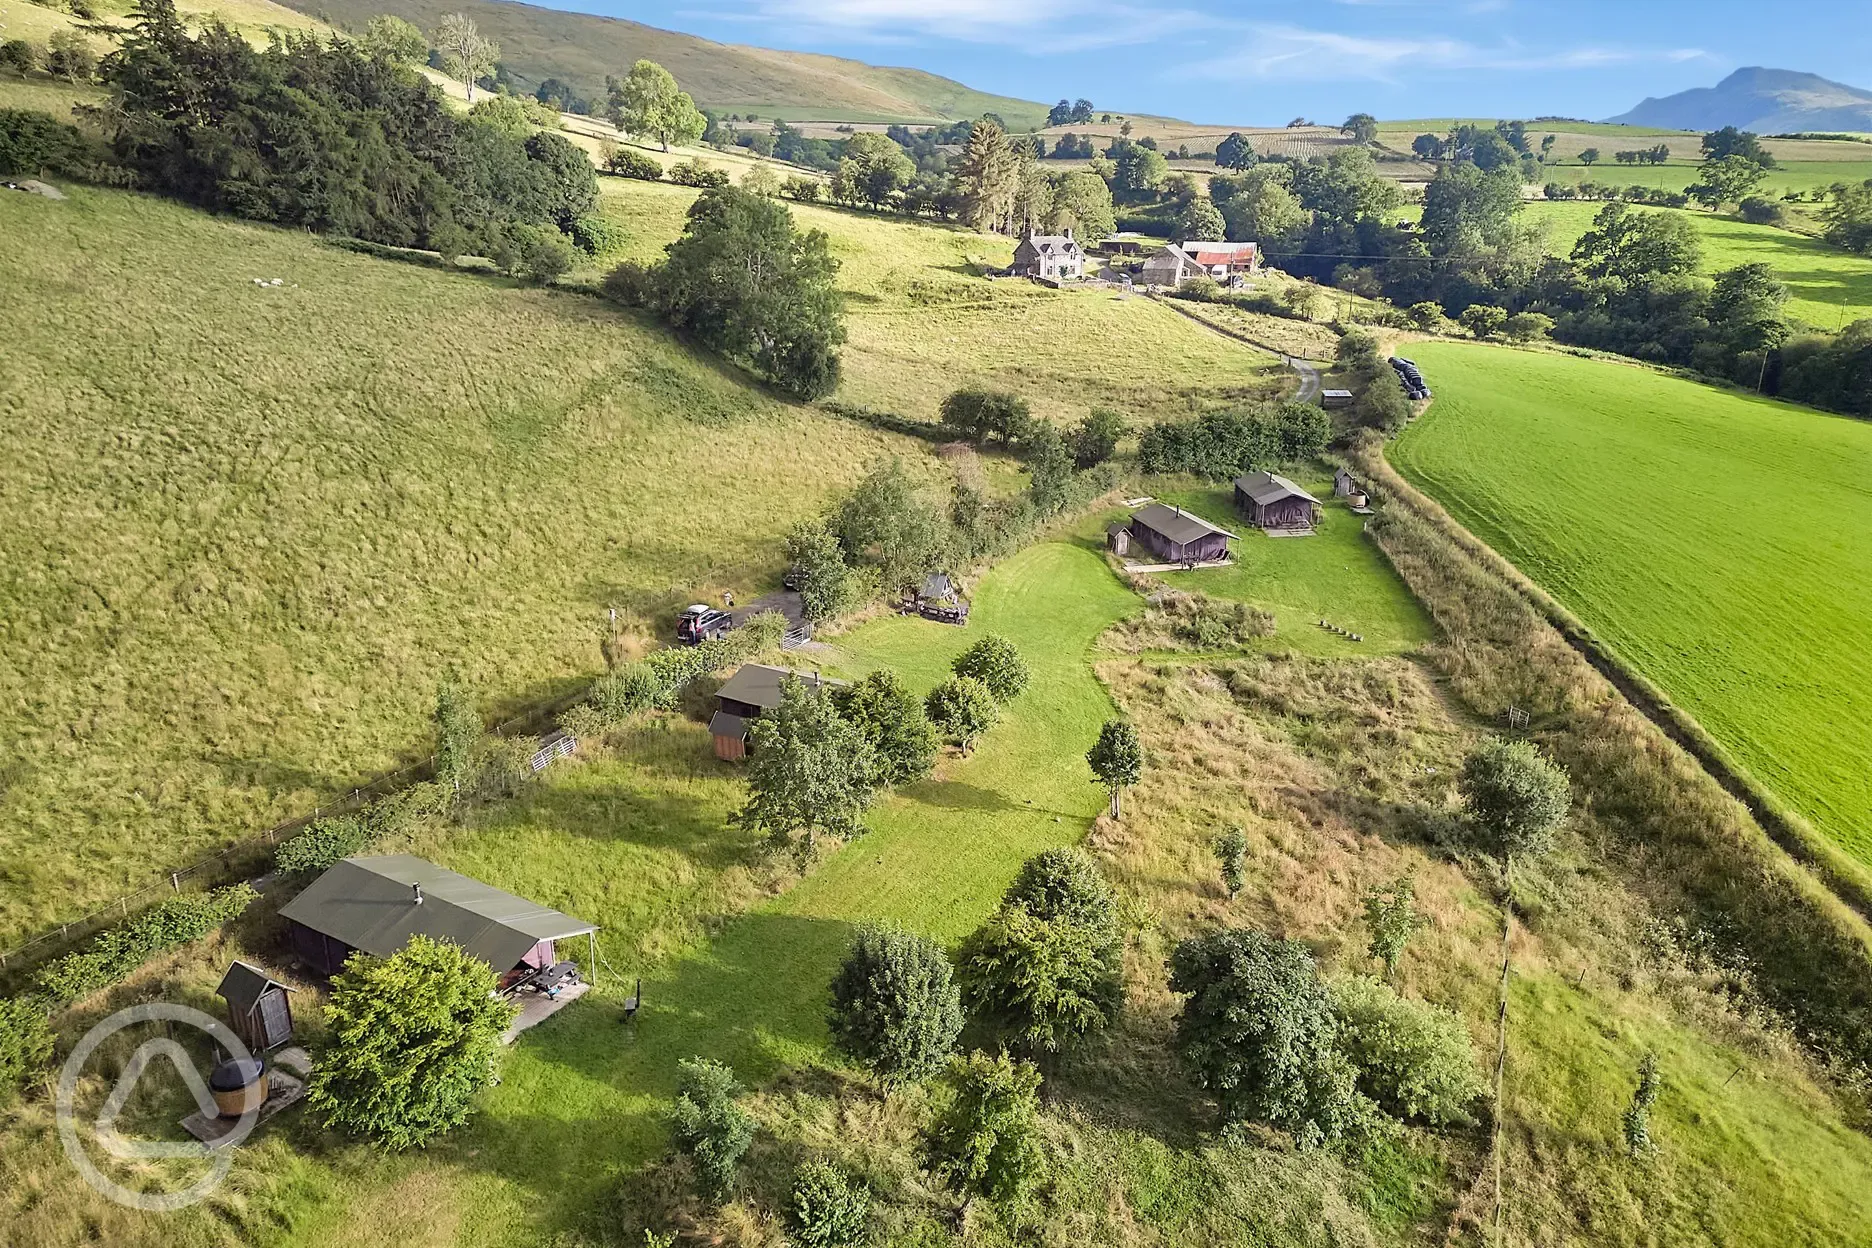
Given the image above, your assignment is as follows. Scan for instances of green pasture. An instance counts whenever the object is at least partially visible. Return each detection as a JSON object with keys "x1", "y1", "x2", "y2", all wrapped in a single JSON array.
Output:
[
  {"x1": 1127, "y1": 481, "x2": 1437, "y2": 658},
  {"x1": 1392, "y1": 341, "x2": 1872, "y2": 867},
  {"x1": 1536, "y1": 157, "x2": 1872, "y2": 195},
  {"x1": 1520, "y1": 200, "x2": 1872, "y2": 329}
]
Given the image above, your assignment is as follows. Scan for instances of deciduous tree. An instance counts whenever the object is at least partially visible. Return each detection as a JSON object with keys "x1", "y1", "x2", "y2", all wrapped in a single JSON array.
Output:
[
  {"x1": 952, "y1": 634, "x2": 1029, "y2": 702},
  {"x1": 925, "y1": 676, "x2": 998, "y2": 754},
  {"x1": 1361, "y1": 874, "x2": 1419, "y2": 979},
  {"x1": 1688, "y1": 154, "x2": 1768, "y2": 209},
  {"x1": 827, "y1": 924, "x2": 963, "y2": 1082},
  {"x1": 835, "y1": 669, "x2": 939, "y2": 787},
  {"x1": 360, "y1": 15, "x2": 426, "y2": 65},
  {"x1": 929, "y1": 1051, "x2": 1044, "y2": 1204},
  {"x1": 608, "y1": 58, "x2": 705, "y2": 151},
  {"x1": 307, "y1": 935, "x2": 516, "y2": 1149},
  {"x1": 432, "y1": 13, "x2": 496, "y2": 103},
  {"x1": 1215, "y1": 131, "x2": 1256, "y2": 169},
  {"x1": 1331, "y1": 976, "x2": 1483, "y2": 1125},
  {"x1": 1086, "y1": 718, "x2": 1142, "y2": 818},
  {"x1": 736, "y1": 676, "x2": 878, "y2": 855},
  {"x1": 1458, "y1": 737, "x2": 1571, "y2": 861}
]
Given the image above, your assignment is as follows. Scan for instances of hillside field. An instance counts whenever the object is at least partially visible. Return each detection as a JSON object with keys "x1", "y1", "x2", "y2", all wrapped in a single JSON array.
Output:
[
  {"x1": 1520, "y1": 201, "x2": 1872, "y2": 329},
  {"x1": 1391, "y1": 341, "x2": 1872, "y2": 868}
]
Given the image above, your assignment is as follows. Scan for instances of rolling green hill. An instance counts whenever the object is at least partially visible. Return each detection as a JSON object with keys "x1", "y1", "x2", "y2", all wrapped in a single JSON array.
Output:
[
  {"x1": 283, "y1": 0, "x2": 1049, "y2": 125},
  {"x1": 1392, "y1": 341, "x2": 1872, "y2": 871}
]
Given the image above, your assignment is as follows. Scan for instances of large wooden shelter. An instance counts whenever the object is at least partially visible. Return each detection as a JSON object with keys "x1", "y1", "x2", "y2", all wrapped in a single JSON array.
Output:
[
  {"x1": 1234, "y1": 471, "x2": 1323, "y2": 533},
  {"x1": 278, "y1": 855, "x2": 597, "y2": 978},
  {"x1": 1124, "y1": 503, "x2": 1237, "y2": 564},
  {"x1": 709, "y1": 664, "x2": 848, "y2": 760}
]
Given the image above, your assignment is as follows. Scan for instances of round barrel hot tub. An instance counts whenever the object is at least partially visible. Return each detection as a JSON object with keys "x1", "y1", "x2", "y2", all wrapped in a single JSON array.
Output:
[{"x1": 209, "y1": 1057, "x2": 268, "y2": 1117}]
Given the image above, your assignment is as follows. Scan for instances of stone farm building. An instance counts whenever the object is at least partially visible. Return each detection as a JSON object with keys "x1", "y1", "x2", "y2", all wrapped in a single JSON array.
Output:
[
  {"x1": 1234, "y1": 471, "x2": 1323, "y2": 533},
  {"x1": 1117, "y1": 502, "x2": 1237, "y2": 564},
  {"x1": 1009, "y1": 229, "x2": 1087, "y2": 281},
  {"x1": 1141, "y1": 241, "x2": 1261, "y2": 287},
  {"x1": 710, "y1": 663, "x2": 849, "y2": 760}
]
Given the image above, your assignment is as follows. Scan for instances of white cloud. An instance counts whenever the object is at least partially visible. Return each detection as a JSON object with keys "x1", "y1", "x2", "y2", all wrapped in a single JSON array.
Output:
[
  {"x1": 705, "y1": 0, "x2": 1222, "y2": 45},
  {"x1": 1192, "y1": 24, "x2": 1708, "y2": 82}
]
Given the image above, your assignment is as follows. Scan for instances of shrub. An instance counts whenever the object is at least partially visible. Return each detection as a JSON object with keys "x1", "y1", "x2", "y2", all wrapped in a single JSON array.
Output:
[
  {"x1": 603, "y1": 148, "x2": 663, "y2": 180},
  {"x1": 495, "y1": 224, "x2": 577, "y2": 282},
  {"x1": 668, "y1": 158, "x2": 730, "y2": 188},
  {"x1": 951, "y1": 634, "x2": 1029, "y2": 702},
  {"x1": 789, "y1": 1160, "x2": 870, "y2": 1247},
  {"x1": 1458, "y1": 304, "x2": 1507, "y2": 340},
  {"x1": 1070, "y1": 407, "x2": 1124, "y2": 469},
  {"x1": 1737, "y1": 195, "x2": 1787, "y2": 226},
  {"x1": 1502, "y1": 311, "x2": 1555, "y2": 343},
  {"x1": 1002, "y1": 848, "x2": 1116, "y2": 932},
  {"x1": 834, "y1": 669, "x2": 939, "y2": 787},
  {"x1": 671, "y1": 1058, "x2": 755, "y2": 1202},
  {"x1": 0, "y1": 108, "x2": 98, "y2": 178},
  {"x1": 1168, "y1": 927, "x2": 1366, "y2": 1143},
  {"x1": 0, "y1": 997, "x2": 53, "y2": 1105},
  {"x1": 924, "y1": 676, "x2": 999, "y2": 754},
  {"x1": 956, "y1": 903, "x2": 1122, "y2": 1055},
  {"x1": 434, "y1": 674, "x2": 479, "y2": 799},
  {"x1": 45, "y1": 29, "x2": 96, "y2": 84},
  {"x1": 275, "y1": 815, "x2": 374, "y2": 879},
  {"x1": 1355, "y1": 374, "x2": 1411, "y2": 434},
  {"x1": 1330, "y1": 977, "x2": 1483, "y2": 1125},
  {"x1": 783, "y1": 175, "x2": 824, "y2": 202},
  {"x1": 0, "y1": 39, "x2": 37, "y2": 75},
  {"x1": 938, "y1": 388, "x2": 1032, "y2": 445},
  {"x1": 34, "y1": 885, "x2": 258, "y2": 1006},
  {"x1": 929, "y1": 1051, "x2": 1044, "y2": 1203},
  {"x1": 471, "y1": 733, "x2": 539, "y2": 800},
  {"x1": 1459, "y1": 737, "x2": 1571, "y2": 860},
  {"x1": 307, "y1": 935, "x2": 516, "y2": 1150},
  {"x1": 826, "y1": 923, "x2": 963, "y2": 1082},
  {"x1": 1165, "y1": 592, "x2": 1275, "y2": 648},
  {"x1": 1362, "y1": 874, "x2": 1419, "y2": 979},
  {"x1": 785, "y1": 517, "x2": 856, "y2": 623},
  {"x1": 1214, "y1": 826, "x2": 1247, "y2": 897},
  {"x1": 569, "y1": 214, "x2": 627, "y2": 257}
]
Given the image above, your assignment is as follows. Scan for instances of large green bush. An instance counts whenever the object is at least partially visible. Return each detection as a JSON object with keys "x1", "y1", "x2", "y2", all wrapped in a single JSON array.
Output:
[
  {"x1": 1459, "y1": 736, "x2": 1571, "y2": 859},
  {"x1": 671, "y1": 1057, "x2": 755, "y2": 1202},
  {"x1": 275, "y1": 815, "x2": 374, "y2": 879},
  {"x1": 0, "y1": 108, "x2": 100, "y2": 178},
  {"x1": 930, "y1": 1051, "x2": 1044, "y2": 1203},
  {"x1": 834, "y1": 669, "x2": 939, "y2": 787},
  {"x1": 1331, "y1": 976, "x2": 1483, "y2": 1126},
  {"x1": 826, "y1": 923, "x2": 962, "y2": 1082},
  {"x1": 951, "y1": 634, "x2": 1029, "y2": 703},
  {"x1": 603, "y1": 147, "x2": 663, "y2": 180},
  {"x1": 307, "y1": 935, "x2": 515, "y2": 1150},
  {"x1": 924, "y1": 676, "x2": 999, "y2": 754},
  {"x1": 34, "y1": 884, "x2": 258, "y2": 1006},
  {"x1": 789, "y1": 1160, "x2": 870, "y2": 1247}
]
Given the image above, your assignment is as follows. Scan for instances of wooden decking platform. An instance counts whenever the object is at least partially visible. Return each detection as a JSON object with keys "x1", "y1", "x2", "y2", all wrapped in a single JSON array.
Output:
[
  {"x1": 179, "y1": 1047, "x2": 312, "y2": 1149},
  {"x1": 502, "y1": 981, "x2": 590, "y2": 1044}
]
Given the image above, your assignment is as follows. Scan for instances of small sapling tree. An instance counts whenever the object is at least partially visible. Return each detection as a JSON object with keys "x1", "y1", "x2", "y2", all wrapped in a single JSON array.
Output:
[
  {"x1": 789, "y1": 1160, "x2": 871, "y2": 1247},
  {"x1": 826, "y1": 924, "x2": 963, "y2": 1083},
  {"x1": 307, "y1": 935, "x2": 516, "y2": 1150},
  {"x1": 671, "y1": 1057, "x2": 755, "y2": 1202},
  {"x1": 1086, "y1": 718, "x2": 1143, "y2": 818},
  {"x1": 784, "y1": 518, "x2": 854, "y2": 623},
  {"x1": 1622, "y1": 1052, "x2": 1661, "y2": 1158},
  {"x1": 951, "y1": 634, "x2": 1030, "y2": 702},
  {"x1": 925, "y1": 676, "x2": 999, "y2": 755},
  {"x1": 433, "y1": 673, "x2": 479, "y2": 800},
  {"x1": 1214, "y1": 826, "x2": 1247, "y2": 897},
  {"x1": 929, "y1": 1051, "x2": 1044, "y2": 1205},
  {"x1": 1362, "y1": 874, "x2": 1420, "y2": 980},
  {"x1": 1459, "y1": 737, "x2": 1572, "y2": 863}
]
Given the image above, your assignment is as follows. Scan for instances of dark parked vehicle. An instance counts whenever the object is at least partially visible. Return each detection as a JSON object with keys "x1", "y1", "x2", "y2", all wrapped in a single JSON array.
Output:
[
  {"x1": 677, "y1": 603, "x2": 735, "y2": 645},
  {"x1": 782, "y1": 564, "x2": 807, "y2": 592}
]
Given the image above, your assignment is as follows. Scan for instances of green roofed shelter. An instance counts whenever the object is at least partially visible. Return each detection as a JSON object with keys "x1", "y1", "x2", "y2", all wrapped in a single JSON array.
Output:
[{"x1": 279, "y1": 854, "x2": 597, "y2": 978}]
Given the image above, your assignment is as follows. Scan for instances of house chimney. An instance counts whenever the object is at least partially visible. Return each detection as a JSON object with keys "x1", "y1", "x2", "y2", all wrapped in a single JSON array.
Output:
[{"x1": 412, "y1": 882, "x2": 424, "y2": 906}]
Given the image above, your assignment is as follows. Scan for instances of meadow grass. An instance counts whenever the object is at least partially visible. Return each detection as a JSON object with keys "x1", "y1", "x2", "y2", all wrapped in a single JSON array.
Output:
[
  {"x1": 594, "y1": 178, "x2": 1291, "y2": 429},
  {"x1": 1103, "y1": 479, "x2": 1437, "y2": 659},
  {"x1": 0, "y1": 184, "x2": 924, "y2": 942},
  {"x1": 1520, "y1": 200, "x2": 1872, "y2": 328},
  {"x1": 1391, "y1": 341, "x2": 1872, "y2": 868}
]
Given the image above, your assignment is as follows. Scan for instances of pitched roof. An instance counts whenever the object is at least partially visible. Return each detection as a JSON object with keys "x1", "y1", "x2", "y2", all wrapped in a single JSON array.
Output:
[
  {"x1": 1234, "y1": 471, "x2": 1322, "y2": 507},
  {"x1": 1131, "y1": 502, "x2": 1238, "y2": 545},
  {"x1": 708, "y1": 710, "x2": 750, "y2": 741},
  {"x1": 715, "y1": 663, "x2": 848, "y2": 711},
  {"x1": 215, "y1": 960, "x2": 294, "y2": 1016},
  {"x1": 278, "y1": 855, "x2": 596, "y2": 971},
  {"x1": 920, "y1": 572, "x2": 957, "y2": 601}
]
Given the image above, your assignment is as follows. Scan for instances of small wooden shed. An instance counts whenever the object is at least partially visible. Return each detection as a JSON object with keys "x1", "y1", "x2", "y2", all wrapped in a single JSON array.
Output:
[
  {"x1": 1321, "y1": 389, "x2": 1354, "y2": 409},
  {"x1": 215, "y1": 961, "x2": 296, "y2": 1052}
]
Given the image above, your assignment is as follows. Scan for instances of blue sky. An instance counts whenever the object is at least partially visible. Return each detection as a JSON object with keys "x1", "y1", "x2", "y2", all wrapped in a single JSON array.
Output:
[{"x1": 534, "y1": 0, "x2": 1872, "y2": 124}]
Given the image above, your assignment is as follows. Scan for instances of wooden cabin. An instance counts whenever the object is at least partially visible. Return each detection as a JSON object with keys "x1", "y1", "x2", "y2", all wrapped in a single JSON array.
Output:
[
  {"x1": 278, "y1": 855, "x2": 597, "y2": 979},
  {"x1": 215, "y1": 961, "x2": 295, "y2": 1052},
  {"x1": 709, "y1": 664, "x2": 848, "y2": 760},
  {"x1": 1321, "y1": 389, "x2": 1354, "y2": 409},
  {"x1": 1234, "y1": 471, "x2": 1323, "y2": 534},
  {"x1": 1124, "y1": 503, "x2": 1237, "y2": 564}
]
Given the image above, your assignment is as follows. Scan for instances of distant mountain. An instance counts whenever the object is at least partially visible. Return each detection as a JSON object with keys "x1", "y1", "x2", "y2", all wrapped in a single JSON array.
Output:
[
  {"x1": 285, "y1": 0, "x2": 1049, "y2": 127},
  {"x1": 1607, "y1": 67, "x2": 1872, "y2": 133}
]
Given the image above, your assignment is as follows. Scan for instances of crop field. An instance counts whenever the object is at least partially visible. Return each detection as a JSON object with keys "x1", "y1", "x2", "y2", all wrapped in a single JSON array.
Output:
[
  {"x1": 0, "y1": 185, "x2": 926, "y2": 943},
  {"x1": 1391, "y1": 341, "x2": 1872, "y2": 868},
  {"x1": 595, "y1": 178, "x2": 1290, "y2": 428}
]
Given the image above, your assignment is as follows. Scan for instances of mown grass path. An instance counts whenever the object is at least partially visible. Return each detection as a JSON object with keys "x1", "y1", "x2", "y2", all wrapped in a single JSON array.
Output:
[{"x1": 291, "y1": 541, "x2": 1139, "y2": 1246}]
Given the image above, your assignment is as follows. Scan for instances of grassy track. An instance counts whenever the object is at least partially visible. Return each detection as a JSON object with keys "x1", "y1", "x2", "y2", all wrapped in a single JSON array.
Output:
[
  {"x1": 0, "y1": 186, "x2": 922, "y2": 942},
  {"x1": 1521, "y1": 201, "x2": 1872, "y2": 329},
  {"x1": 1391, "y1": 341, "x2": 1872, "y2": 866}
]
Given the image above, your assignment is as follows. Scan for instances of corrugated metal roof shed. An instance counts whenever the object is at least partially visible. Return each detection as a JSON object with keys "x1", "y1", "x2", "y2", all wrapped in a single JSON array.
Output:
[
  {"x1": 1234, "y1": 471, "x2": 1322, "y2": 507},
  {"x1": 1131, "y1": 502, "x2": 1239, "y2": 546},
  {"x1": 278, "y1": 855, "x2": 595, "y2": 972}
]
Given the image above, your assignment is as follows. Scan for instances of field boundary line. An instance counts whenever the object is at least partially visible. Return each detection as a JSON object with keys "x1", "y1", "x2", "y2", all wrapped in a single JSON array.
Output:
[
  {"x1": 1353, "y1": 429, "x2": 1872, "y2": 925},
  {"x1": 1145, "y1": 292, "x2": 1329, "y2": 381}
]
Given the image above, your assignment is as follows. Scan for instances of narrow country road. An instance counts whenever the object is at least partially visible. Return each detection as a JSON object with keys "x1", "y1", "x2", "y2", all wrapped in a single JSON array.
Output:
[
  {"x1": 1147, "y1": 292, "x2": 1326, "y2": 402},
  {"x1": 1289, "y1": 355, "x2": 1322, "y2": 401}
]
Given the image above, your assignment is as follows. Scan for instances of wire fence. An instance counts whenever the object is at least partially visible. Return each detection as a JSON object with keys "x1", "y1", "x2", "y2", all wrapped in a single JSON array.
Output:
[{"x1": 0, "y1": 684, "x2": 595, "y2": 977}]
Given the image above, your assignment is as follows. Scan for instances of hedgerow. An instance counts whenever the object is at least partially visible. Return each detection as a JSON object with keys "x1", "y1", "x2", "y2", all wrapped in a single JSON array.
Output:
[{"x1": 33, "y1": 884, "x2": 258, "y2": 1006}]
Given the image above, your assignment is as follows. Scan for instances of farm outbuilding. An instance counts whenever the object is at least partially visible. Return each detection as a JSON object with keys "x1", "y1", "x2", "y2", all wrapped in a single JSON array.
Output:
[
  {"x1": 1234, "y1": 471, "x2": 1323, "y2": 534},
  {"x1": 906, "y1": 572, "x2": 969, "y2": 624},
  {"x1": 1124, "y1": 503, "x2": 1238, "y2": 565},
  {"x1": 215, "y1": 961, "x2": 296, "y2": 1052},
  {"x1": 1321, "y1": 389, "x2": 1354, "y2": 409},
  {"x1": 1140, "y1": 241, "x2": 1261, "y2": 288},
  {"x1": 278, "y1": 855, "x2": 597, "y2": 979},
  {"x1": 710, "y1": 664, "x2": 848, "y2": 760},
  {"x1": 1009, "y1": 229, "x2": 1087, "y2": 281}
]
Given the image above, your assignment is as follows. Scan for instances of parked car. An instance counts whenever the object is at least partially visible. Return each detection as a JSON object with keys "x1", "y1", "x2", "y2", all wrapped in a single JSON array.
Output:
[{"x1": 676, "y1": 604, "x2": 735, "y2": 645}]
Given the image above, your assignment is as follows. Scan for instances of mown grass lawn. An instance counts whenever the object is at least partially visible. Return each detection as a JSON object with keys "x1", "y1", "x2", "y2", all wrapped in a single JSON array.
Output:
[
  {"x1": 1129, "y1": 481, "x2": 1438, "y2": 659},
  {"x1": 1519, "y1": 200, "x2": 1872, "y2": 329},
  {"x1": 1392, "y1": 340, "x2": 1872, "y2": 868}
]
